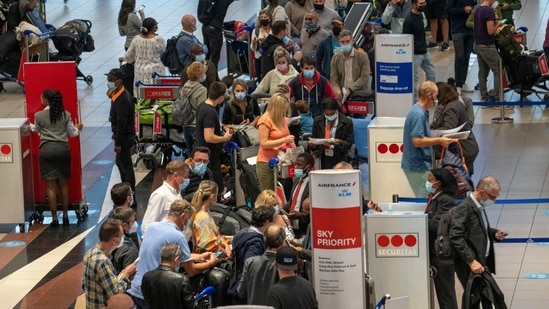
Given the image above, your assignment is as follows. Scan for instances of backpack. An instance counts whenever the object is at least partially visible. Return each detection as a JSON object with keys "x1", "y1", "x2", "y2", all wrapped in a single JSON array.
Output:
[
  {"x1": 210, "y1": 203, "x2": 252, "y2": 236},
  {"x1": 494, "y1": 24, "x2": 523, "y2": 63},
  {"x1": 161, "y1": 33, "x2": 184, "y2": 74},
  {"x1": 6, "y1": 0, "x2": 22, "y2": 30},
  {"x1": 434, "y1": 206, "x2": 459, "y2": 259},
  {"x1": 171, "y1": 94, "x2": 194, "y2": 126}
]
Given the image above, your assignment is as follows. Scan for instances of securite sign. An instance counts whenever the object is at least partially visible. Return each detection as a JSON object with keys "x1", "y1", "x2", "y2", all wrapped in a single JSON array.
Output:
[
  {"x1": 376, "y1": 142, "x2": 403, "y2": 163},
  {"x1": 0, "y1": 143, "x2": 13, "y2": 163},
  {"x1": 375, "y1": 233, "x2": 419, "y2": 257}
]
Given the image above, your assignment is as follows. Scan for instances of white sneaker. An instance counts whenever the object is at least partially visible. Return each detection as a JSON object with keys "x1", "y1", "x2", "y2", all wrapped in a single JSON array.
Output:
[
  {"x1": 456, "y1": 87, "x2": 462, "y2": 95},
  {"x1": 461, "y1": 84, "x2": 474, "y2": 92}
]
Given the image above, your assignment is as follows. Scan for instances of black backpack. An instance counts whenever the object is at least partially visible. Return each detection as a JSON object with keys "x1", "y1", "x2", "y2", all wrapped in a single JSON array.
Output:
[
  {"x1": 6, "y1": 0, "x2": 22, "y2": 30},
  {"x1": 197, "y1": 0, "x2": 215, "y2": 25},
  {"x1": 210, "y1": 203, "x2": 252, "y2": 236},
  {"x1": 161, "y1": 33, "x2": 184, "y2": 74},
  {"x1": 434, "y1": 206, "x2": 460, "y2": 260}
]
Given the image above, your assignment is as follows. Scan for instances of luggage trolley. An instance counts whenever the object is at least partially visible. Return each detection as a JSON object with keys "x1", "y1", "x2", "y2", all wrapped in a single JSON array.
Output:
[
  {"x1": 151, "y1": 71, "x2": 181, "y2": 85},
  {"x1": 133, "y1": 81, "x2": 185, "y2": 169},
  {"x1": 223, "y1": 24, "x2": 256, "y2": 80}
]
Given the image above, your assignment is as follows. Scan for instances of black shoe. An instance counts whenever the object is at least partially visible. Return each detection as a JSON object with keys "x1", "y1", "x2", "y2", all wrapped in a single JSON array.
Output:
[
  {"x1": 50, "y1": 220, "x2": 59, "y2": 228},
  {"x1": 63, "y1": 217, "x2": 70, "y2": 226}
]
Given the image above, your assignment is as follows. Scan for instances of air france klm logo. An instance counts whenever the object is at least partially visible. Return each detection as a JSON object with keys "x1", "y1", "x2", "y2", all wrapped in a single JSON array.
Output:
[
  {"x1": 318, "y1": 182, "x2": 356, "y2": 188},
  {"x1": 396, "y1": 49, "x2": 406, "y2": 55},
  {"x1": 381, "y1": 43, "x2": 409, "y2": 47},
  {"x1": 338, "y1": 189, "x2": 352, "y2": 197}
]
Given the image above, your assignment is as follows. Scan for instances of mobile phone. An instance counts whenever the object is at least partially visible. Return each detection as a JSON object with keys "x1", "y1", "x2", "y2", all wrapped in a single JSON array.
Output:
[
  {"x1": 223, "y1": 191, "x2": 233, "y2": 199},
  {"x1": 135, "y1": 257, "x2": 140, "y2": 264},
  {"x1": 137, "y1": 5, "x2": 145, "y2": 11},
  {"x1": 214, "y1": 251, "x2": 224, "y2": 258}
]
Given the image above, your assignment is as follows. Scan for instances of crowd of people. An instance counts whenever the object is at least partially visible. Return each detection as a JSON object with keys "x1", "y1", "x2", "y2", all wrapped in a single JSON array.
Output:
[{"x1": 17, "y1": 0, "x2": 528, "y2": 308}]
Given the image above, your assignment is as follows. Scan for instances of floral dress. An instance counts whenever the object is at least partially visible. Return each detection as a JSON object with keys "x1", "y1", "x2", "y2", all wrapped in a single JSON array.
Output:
[{"x1": 124, "y1": 35, "x2": 166, "y2": 97}]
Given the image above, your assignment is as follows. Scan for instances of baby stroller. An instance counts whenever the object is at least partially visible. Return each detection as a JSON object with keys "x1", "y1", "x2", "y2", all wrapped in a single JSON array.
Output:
[{"x1": 50, "y1": 19, "x2": 94, "y2": 85}]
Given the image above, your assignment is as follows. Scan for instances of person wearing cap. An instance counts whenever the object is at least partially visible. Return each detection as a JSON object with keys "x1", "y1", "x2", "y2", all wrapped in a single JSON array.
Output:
[
  {"x1": 316, "y1": 17, "x2": 344, "y2": 78},
  {"x1": 266, "y1": 246, "x2": 318, "y2": 309},
  {"x1": 106, "y1": 68, "x2": 136, "y2": 202},
  {"x1": 330, "y1": 29, "x2": 372, "y2": 100}
]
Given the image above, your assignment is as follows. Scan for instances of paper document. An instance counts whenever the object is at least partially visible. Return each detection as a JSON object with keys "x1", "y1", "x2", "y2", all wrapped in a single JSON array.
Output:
[
  {"x1": 342, "y1": 87, "x2": 349, "y2": 103},
  {"x1": 308, "y1": 137, "x2": 335, "y2": 145},
  {"x1": 443, "y1": 130, "x2": 470, "y2": 139},
  {"x1": 246, "y1": 156, "x2": 257, "y2": 165},
  {"x1": 431, "y1": 123, "x2": 466, "y2": 137}
]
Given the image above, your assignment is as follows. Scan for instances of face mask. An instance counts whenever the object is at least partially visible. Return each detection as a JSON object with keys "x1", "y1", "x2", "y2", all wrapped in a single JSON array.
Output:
[
  {"x1": 294, "y1": 168, "x2": 305, "y2": 178},
  {"x1": 175, "y1": 264, "x2": 181, "y2": 273},
  {"x1": 260, "y1": 19, "x2": 270, "y2": 27},
  {"x1": 274, "y1": 205, "x2": 280, "y2": 215},
  {"x1": 417, "y1": 4, "x2": 425, "y2": 12},
  {"x1": 195, "y1": 54, "x2": 206, "y2": 63},
  {"x1": 491, "y1": 1, "x2": 499, "y2": 9},
  {"x1": 332, "y1": 27, "x2": 342, "y2": 36},
  {"x1": 303, "y1": 69, "x2": 315, "y2": 79},
  {"x1": 180, "y1": 178, "x2": 190, "y2": 190},
  {"x1": 107, "y1": 81, "x2": 116, "y2": 90},
  {"x1": 129, "y1": 195, "x2": 134, "y2": 207},
  {"x1": 325, "y1": 114, "x2": 337, "y2": 121},
  {"x1": 116, "y1": 235, "x2": 125, "y2": 249},
  {"x1": 425, "y1": 181, "x2": 436, "y2": 193},
  {"x1": 193, "y1": 162, "x2": 207, "y2": 176},
  {"x1": 277, "y1": 63, "x2": 288, "y2": 72},
  {"x1": 481, "y1": 199, "x2": 495, "y2": 207},
  {"x1": 341, "y1": 44, "x2": 352, "y2": 53},
  {"x1": 282, "y1": 35, "x2": 290, "y2": 45},
  {"x1": 200, "y1": 74, "x2": 207, "y2": 83},
  {"x1": 192, "y1": 26, "x2": 197, "y2": 32},
  {"x1": 235, "y1": 92, "x2": 246, "y2": 100},
  {"x1": 313, "y1": 4, "x2": 324, "y2": 11},
  {"x1": 306, "y1": 20, "x2": 317, "y2": 28},
  {"x1": 433, "y1": 99, "x2": 439, "y2": 105}
]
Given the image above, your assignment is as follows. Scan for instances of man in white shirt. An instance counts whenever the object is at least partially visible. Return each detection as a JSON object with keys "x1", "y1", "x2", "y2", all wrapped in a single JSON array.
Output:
[{"x1": 141, "y1": 160, "x2": 189, "y2": 235}]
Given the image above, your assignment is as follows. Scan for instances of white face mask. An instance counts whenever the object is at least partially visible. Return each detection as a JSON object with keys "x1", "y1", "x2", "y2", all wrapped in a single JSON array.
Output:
[
  {"x1": 115, "y1": 235, "x2": 125, "y2": 249},
  {"x1": 491, "y1": 1, "x2": 499, "y2": 9}
]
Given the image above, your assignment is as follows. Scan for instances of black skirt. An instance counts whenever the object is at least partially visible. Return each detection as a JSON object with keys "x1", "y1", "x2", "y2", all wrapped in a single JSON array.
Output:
[{"x1": 39, "y1": 142, "x2": 71, "y2": 179}]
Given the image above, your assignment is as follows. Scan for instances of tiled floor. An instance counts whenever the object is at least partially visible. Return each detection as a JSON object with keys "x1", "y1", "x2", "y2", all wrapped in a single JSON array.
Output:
[{"x1": 1, "y1": 0, "x2": 549, "y2": 308}]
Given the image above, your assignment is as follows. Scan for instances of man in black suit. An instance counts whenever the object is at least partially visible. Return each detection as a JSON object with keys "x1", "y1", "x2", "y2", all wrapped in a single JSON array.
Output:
[
  {"x1": 309, "y1": 98, "x2": 354, "y2": 169},
  {"x1": 449, "y1": 176, "x2": 508, "y2": 305},
  {"x1": 284, "y1": 152, "x2": 315, "y2": 239}
]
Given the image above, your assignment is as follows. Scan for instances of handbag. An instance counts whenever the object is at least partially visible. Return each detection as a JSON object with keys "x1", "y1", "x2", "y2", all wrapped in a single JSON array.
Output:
[
  {"x1": 436, "y1": 141, "x2": 474, "y2": 196},
  {"x1": 277, "y1": 145, "x2": 304, "y2": 165}
]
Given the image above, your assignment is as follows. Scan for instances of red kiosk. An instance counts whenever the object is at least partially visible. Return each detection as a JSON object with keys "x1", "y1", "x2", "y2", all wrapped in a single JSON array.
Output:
[{"x1": 24, "y1": 61, "x2": 87, "y2": 223}]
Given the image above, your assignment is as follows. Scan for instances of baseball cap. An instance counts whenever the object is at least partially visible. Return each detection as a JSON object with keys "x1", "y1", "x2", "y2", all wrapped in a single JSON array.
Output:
[
  {"x1": 276, "y1": 246, "x2": 298, "y2": 271},
  {"x1": 105, "y1": 68, "x2": 125, "y2": 81},
  {"x1": 332, "y1": 17, "x2": 344, "y2": 26}
]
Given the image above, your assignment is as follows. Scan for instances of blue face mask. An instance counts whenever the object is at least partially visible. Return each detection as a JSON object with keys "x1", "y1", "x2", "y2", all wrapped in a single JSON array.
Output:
[
  {"x1": 282, "y1": 35, "x2": 290, "y2": 45},
  {"x1": 180, "y1": 178, "x2": 190, "y2": 190},
  {"x1": 341, "y1": 44, "x2": 352, "y2": 53},
  {"x1": 193, "y1": 162, "x2": 207, "y2": 176},
  {"x1": 294, "y1": 168, "x2": 306, "y2": 178},
  {"x1": 235, "y1": 92, "x2": 246, "y2": 100},
  {"x1": 481, "y1": 199, "x2": 495, "y2": 207},
  {"x1": 107, "y1": 81, "x2": 116, "y2": 90},
  {"x1": 274, "y1": 205, "x2": 280, "y2": 215},
  {"x1": 303, "y1": 69, "x2": 315, "y2": 79},
  {"x1": 195, "y1": 54, "x2": 206, "y2": 63},
  {"x1": 425, "y1": 181, "x2": 436, "y2": 193},
  {"x1": 200, "y1": 74, "x2": 206, "y2": 83}
]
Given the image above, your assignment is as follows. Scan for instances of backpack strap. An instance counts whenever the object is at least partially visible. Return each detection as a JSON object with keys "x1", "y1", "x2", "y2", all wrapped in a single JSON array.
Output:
[{"x1": 217, "y1": 205, "x2": 235, "y2": 231}]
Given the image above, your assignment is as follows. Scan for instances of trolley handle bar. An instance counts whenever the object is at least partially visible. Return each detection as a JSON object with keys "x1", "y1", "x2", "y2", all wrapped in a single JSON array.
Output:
[{"x1": 23, "y1": 25, "x2": 57, "y2": 39}]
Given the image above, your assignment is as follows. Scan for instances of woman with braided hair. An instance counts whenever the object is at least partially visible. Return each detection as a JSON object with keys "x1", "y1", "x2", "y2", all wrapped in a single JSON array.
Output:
[{"x1": 32, "y1": 89, "x2": 83, "y2": 227}]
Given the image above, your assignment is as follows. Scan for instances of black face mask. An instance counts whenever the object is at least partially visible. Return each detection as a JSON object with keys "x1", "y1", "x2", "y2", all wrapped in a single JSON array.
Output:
[
  {"x1": 332, "y1": 27, "x2": 342, "y2": 36},
  {"x1": 417, "y1": 5, "x2": 425, "y2": 12},
  {"x1": 260, "y1": 19, "x2": 270, "y2": 27},
  {"x1": 313, "y1": 4, "x2": 324, "y2": 11}
]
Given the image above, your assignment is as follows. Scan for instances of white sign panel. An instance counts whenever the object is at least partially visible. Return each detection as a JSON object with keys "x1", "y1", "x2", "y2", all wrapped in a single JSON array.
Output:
[{"x1": 310, "y1": 170, "x2": 365, "y2": 309}]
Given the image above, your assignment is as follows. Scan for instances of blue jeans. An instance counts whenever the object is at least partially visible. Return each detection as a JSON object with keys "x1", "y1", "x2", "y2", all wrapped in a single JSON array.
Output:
[
  {"x1": 413, "y1": 52, "x2": 436, "y2": 102},
  {"x1": 128, "y1": 293, "x2": 149, "y2": 309},
  {"x1": 452, "y1": 32, "x2": 474, "y2": 87},
  {"x1": 182, "y1": 126, "x2": 196, "y2": 157},
  {"x1": 474, "y1": 44, "x2": 500, "y2": 101}
]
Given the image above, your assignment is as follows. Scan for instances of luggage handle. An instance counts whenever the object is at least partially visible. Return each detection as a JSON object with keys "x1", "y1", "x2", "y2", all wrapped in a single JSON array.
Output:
[{"x1": 438, "y1": 141, "x2": 469, "y2": 173}]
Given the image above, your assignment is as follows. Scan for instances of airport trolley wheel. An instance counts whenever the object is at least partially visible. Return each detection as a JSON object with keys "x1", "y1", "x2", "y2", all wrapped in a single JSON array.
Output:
[{"x1": 85, "y1": 75, "x2": 93, "y2": 85}]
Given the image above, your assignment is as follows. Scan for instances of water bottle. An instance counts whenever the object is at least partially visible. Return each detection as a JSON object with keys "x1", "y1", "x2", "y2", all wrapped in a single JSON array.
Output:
[
  {"x1": 387, "y1": 204, "x2": 394, "y2": 214},
  {"x1": 24, "y1": 222, "x2": 30, "y2": 233},
  {"x1": 15, "y1": 225, "x2": 20, "y2": 233}
]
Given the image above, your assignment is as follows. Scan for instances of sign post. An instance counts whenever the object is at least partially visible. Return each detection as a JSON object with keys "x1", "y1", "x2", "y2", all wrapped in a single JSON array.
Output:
[
  {"x1": 310, "y1": 170, "x2": 365, "y2": 308},
  {"x1": 375, "y1": 34, "x2": 414, "y2": 117}
]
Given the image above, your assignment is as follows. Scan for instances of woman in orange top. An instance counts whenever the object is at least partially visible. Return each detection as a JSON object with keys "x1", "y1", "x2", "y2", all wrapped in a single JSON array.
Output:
[
  {"x1": 190, "y1": 180, "x2": 232, "y2": 258},
  {"x1": 256, "y1": 93, "x2": 295, "y2": 191}
]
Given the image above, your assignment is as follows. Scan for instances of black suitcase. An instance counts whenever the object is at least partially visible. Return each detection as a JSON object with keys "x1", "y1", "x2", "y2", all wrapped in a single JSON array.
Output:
[{"x1": 207, "y1": 266, "x2": 232, "y2": 307}]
